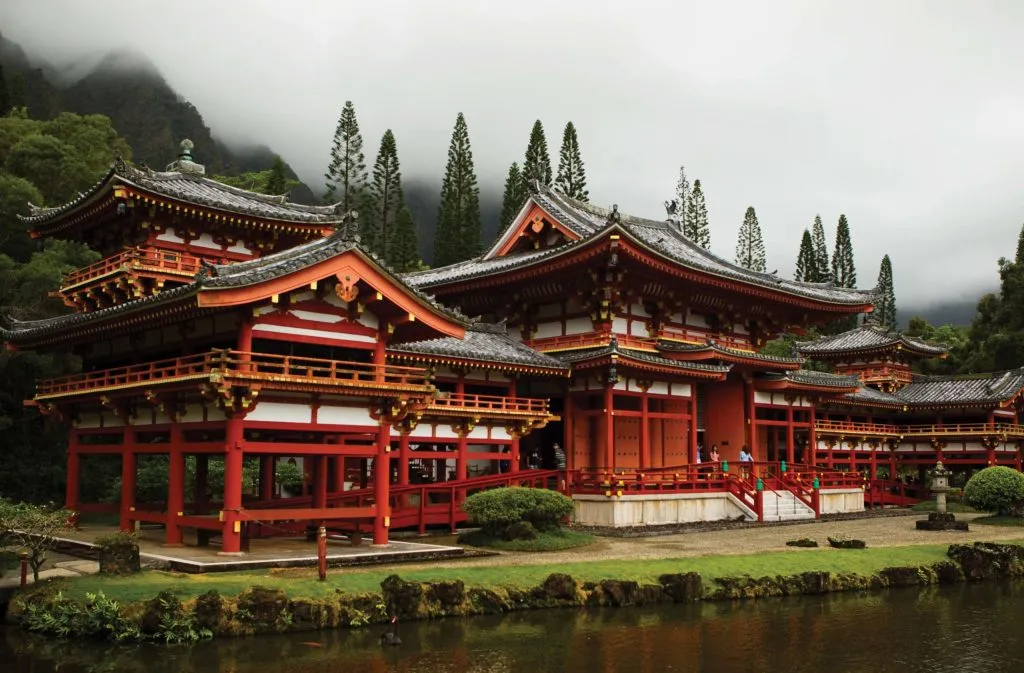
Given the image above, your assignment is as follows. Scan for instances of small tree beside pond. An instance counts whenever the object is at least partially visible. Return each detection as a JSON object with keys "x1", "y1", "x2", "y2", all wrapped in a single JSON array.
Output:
[
  {"x1": 0, "y1": 499, "x2": 74, "y2": 581},
  {"x1": 963, "y1": 466, "x2": 1024, "y2": 517}
]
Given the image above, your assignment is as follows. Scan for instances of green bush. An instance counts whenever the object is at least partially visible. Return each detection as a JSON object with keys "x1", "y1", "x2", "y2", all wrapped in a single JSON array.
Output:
[
  {"x1": 94, "y1": 530, "x2": 139, "y2": 550},
  {"x1": 462, "y1": 487, "x2": 575, "y2": 535},
  {"x1": 963, "y1": 466, "x2": 1024, "y2": 516}
]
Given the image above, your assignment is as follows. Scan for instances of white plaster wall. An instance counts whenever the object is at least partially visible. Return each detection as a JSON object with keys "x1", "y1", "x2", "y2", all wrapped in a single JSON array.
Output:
[
  {"x1": 564, "y1": 317, "x2": 592, "y2": 336},
  {"x1": 573, "y1": 493, "x2": 750, "y2": 527},
  {"x1": 533, "y1": 321, "x2": 562, "y2": 339},
  {"x1": 611, "y1": 317, "x2": 629, "y2": 334},
  {"x1": 190, "y1": 233, "x2": 221, "y2": 250},
  {"x1": 819, "y1": 489, "x2": 865, "y2": 514},
  {"x1": 246, "y1": 402, "x2": 312, "y2": 424},
  {"x1": 317, "y1": 405, "x2": 375, "y2": 426}
]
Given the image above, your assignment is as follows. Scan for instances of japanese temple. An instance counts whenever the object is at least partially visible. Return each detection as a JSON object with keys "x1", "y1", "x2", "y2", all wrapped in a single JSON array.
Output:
[{"x1": 3, "y1": 141, "x2": 1022, "y2": 552}]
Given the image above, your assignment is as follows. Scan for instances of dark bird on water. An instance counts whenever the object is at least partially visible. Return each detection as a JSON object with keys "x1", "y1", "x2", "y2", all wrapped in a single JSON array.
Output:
[{"x1": 380, "y1": 615, "x2": 401, "y2": 646}]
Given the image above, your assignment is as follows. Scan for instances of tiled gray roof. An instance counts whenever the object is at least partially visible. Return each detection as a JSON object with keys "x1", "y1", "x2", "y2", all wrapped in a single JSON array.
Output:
[
  {"x1": 844, "y1": 386, "x2": 902, "y2": 405},
  {"x1": 407, "y1": 185, "x2": 877, "y2": 306},
  {"x1": 553, "y1": 341, "x2": 731, "y2": 375},
  {"x1": 796, "y1": 323, "x2": 947, "y2": 357},
  {"x1": 897, "y1": 369, "x2": 1024, "y2": 406},
  {"x1": 389, "y1": 322, "x2": 568, "y2": 372},
  {"x1": 1, "y1": 227, "x2": 468, "y2": 342},
  {"x1": 760, "y1": 370, "x2": 862, "y2": 389},
  {"x1": 657, "y1": 340, "x2": 804, "y2": 366},
  {"x1": 21, "y1": 160, "x2": 348, "y2": 227}
]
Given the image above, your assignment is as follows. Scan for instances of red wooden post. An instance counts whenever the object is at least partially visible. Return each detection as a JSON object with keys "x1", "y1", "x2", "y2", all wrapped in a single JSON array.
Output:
[
  {"x1": 65, "y1": 430, "x2": 80, "y2": 512},
  {"x1": 785, "y1": 403, "x2": 795, "y2": 465},
  {"x1": 562, "y1": 390, "x2": 573, "y2": 471},
  {"x1": 165, "y1": 423, "x2": 185, "y2": 545},
  {"x1": 604, "y1": 385, "x2": 615, "y2": 469},
  {"x1": 808, "y1": 408, "x2": 817, "y2": 467},
  {"x1": 259, "y1": 455, "x2": 275, "y2": 501},
  {"x1": 221, "y1": 416, "x2": 244, "y2": 554},
  {"x1": 640, "y1": 388, "x2": 650, "y2": 469},
  {"x1": 317, "y1": 525, "x2": 327, "y2": 581},
  {"x1": 689, "y1": 392, "x2": 699, "y2": 465},
  {"x1": 372, "y1": 421, "x2": 391, "y2": 546},
  {"x1": 455, "y1": 375, "x2": 468, "y2": 481},
  {"x1": 119, "y1": 427, "x2": 136, "y2": 533}
]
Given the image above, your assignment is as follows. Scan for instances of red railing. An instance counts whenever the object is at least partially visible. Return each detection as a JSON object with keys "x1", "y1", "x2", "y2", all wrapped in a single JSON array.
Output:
[
  {"x1": 835, "y1": 365, "x2": 913, "y2": 384},
  {"x1": 815, "y1": 420, "x2": 1024, "y2": 438},
  {"x1": 60, "y1": 247, "x2": 203, "y2": 289},
  {"x1": 656, "y1": 325, "x2": 753, "y2": 352},
  {"x1": 428, "y1": 393, "x2": 549, "y2": 415},
  {"x1": 35, "y1": 349, "x2": 432, "y2": 398},
  {"x1": 524, "y1": 333, "x2": 657, "y2": 353}
]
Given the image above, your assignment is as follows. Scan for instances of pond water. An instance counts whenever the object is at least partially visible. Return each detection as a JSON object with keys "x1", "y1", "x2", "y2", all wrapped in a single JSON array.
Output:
[{"x1": 4, "y1": 581, "x2": 1024, "y2": 673}]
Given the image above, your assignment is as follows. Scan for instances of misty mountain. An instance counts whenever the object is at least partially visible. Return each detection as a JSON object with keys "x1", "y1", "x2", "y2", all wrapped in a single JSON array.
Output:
[
  {"x1": 405, "y1": 178, "x2": 503, "y2": 262},
  {"x1": 0, "y1": 34, "x2": 315, "y2": 204},
  {"x1": 900, "y1": 296, "x2": 986, "y2": 329}
]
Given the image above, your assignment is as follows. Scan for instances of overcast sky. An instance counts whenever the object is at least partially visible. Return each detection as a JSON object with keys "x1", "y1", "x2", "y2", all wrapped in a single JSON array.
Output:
[{"x1": 3, "y1": 0, "x2": 1023, "y2": 308}]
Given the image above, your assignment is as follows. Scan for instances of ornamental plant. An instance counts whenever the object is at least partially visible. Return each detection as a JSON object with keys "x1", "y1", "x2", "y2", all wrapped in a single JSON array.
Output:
[
  {"x1": 462, "y1": 487, "x2": 574, "y2": 536},
  {"x1": 963, "y1": 466, "x2": 1024, "y2": 516}
]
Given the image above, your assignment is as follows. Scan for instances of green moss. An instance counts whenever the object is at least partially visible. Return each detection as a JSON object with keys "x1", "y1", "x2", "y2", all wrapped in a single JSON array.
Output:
[
  {"x1": 458, "y1": 529, "x2": 595, "y2": 552},
  {"x1": 972, "y1": 515, "x2": 1024, "y2": 527}
]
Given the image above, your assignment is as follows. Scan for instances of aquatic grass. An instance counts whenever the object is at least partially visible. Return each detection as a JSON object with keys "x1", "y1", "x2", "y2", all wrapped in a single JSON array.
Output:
[{"x1": 56, "y1": 543, "x2": 1009, "y2": 602}]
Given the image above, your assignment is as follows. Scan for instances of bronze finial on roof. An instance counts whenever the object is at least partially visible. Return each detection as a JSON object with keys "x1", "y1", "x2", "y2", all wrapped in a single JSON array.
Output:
[
  {"x1": 607, "y1": 204, "x2": 621, "y2": 225},
  {"x1": 166, "y1": 139, "x2": 206, "y2": 176}
]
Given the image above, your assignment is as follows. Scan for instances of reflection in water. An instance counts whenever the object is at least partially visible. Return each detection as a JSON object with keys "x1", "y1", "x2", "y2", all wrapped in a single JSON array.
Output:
[{"x1": 5, "y1": 582, "x2": 1024, "y2": 673}]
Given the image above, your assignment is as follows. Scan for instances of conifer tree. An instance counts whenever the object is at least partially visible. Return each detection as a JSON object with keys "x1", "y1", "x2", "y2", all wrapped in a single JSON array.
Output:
[
  {"x1": 522, "y1": 120, "x2": 552, "y2": 187},
  {"x1": 323, "y1": 101, "x2": 367, "y2": 213},
  {"x1": 368, "y1": 130, "x2": 404, "y2": 263},
  {"x1": 0, "y1": 66, "x2": 9, "y2": 115},
  {"x1": 434, "y1": 113, "x2": 482, "y2": 266},
  {"x1": 795, "y1": 229, "x2": 817, "y2": 282},
  {"x1": 554, "y1": 122, "x2": 588, "y2": 201},
  {"x1": 875, "y1": 254, "x2": 897, "y2": 328},
  {"x1": 266, "y1": 156, "x2": 287, "y2": 194},
  {"x1": 9, "y1": 73, "x2": 24, "y2": 110},
  {"x1": 811, "y1": 214, "x2": 829, "y2": 282},
  {"x1": 499, "y1": 162, "x2": 526, "y2": 234},
  {"x1": 1015, "y1": 222, "x2": 1024, "y2": 265},
  {"x1": 831, "y1": 214, "x2": 857, "y2": 288},
  {"x1": 671, "y1": 166, "x2": 690, "y2": 232},
  {"x1": 390, "y1": 206, "x2": 422, "y2": 273},
  {"x1": 685, "y1": 179, "x2": 711, "y2": 250},
  {"x1": 735, "y1": 206, "x2": 766, "y2": 272}
]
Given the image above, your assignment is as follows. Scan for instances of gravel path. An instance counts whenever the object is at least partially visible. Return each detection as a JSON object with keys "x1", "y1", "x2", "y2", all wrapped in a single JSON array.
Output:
[{"x1": 354, "y1": 513, "x2": 1024, "y2": 574}]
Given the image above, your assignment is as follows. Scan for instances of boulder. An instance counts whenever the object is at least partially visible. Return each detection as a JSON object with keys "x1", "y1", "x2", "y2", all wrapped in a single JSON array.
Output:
[
  {"x1": 948, "y1": 542, "x2": 1024, "y2": 580},
  {"x1": 236, "y1": 586, "x2": 289, "y2": 627},
  {"x1": 658, "y1": 573, "x2": 704, "y2": 602},
  {"x1": 427, "y1": 580, "x2": 466, "y2": 611},
  {"x1": 380, "y1": 574, "x2": 425, "y2": 619},
  {"x1": 193, "y1": 590, "x2": 224, "y2": 631},
  {"x1": 542, "y1": 573, "x2": 578, "y2": 601}
]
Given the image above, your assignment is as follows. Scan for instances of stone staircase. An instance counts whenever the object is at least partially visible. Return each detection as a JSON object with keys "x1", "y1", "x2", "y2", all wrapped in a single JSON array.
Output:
[{"x1": 761, "y1": 490, "x2": 816, "y2": 522}]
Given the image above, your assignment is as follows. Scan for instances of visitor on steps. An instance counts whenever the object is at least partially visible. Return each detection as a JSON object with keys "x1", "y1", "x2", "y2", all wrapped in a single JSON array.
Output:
[
  {"x1": 740, "y1": 446, "x2": 753, "y2": 462},
  {"x1": 553, "y1": 443, "x2": 567, "y2": 469}
]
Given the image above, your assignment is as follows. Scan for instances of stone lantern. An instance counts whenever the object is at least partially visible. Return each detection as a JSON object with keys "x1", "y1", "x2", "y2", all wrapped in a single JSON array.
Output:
[{"x1": 916, "y1": 460, "x2": 968, "y2": 531}]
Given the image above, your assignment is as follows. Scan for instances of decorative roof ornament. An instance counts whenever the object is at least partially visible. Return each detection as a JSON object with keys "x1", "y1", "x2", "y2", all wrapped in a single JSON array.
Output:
[
  {"x1": 607, "y1": 204, "x2": 621, "y2": 226},
  {"x1": 166, "y1": 139, "x2": 206, "y2": 176},
  {"x1": 526, "y1": 178, "x2": 541, "y2": 195},
  {"x1": 113, "y1": 154, "x2": 127, "y2": 173},
  {"x1": 664, "y1": 199, "x2": 683, "y2": 230},
  {"x1": 337, "y1": 210, "x2": 361, "y2": 245}
]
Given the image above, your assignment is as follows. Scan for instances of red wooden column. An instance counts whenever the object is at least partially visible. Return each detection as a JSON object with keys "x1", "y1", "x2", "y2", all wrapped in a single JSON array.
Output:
[
  {"x1": 639, "y1": 386, "x2": 651, "y2": 469},
  {"x1": 745, "y1": 379, "x2": 758, "y2": 459},
  {"x1": 689, "y1": 391, "x2": 699, "y2": 464},
  {"x1": 313, "y1": 456, "x2": 328, "y2": 509},
  {"x1": 65, "y1": 430, "x2": 80, "y2": 511},
  {"x1": 220, "y1": 416, "x2": 245, "y2": 554},
  {"x1": 808, "y1": 407, "x2": 817, "y2": 466},
  {"x1": 604, "y1": 384, "x2": 615, "y2": 470},
  {"x1": 119, "y1": 427, "x2": 136, "y2": 532},
  {"x1": 373, "y1": 421, "x2": 391, "y2": 546},
  {"x1": 785, "y1": 402, "x2": 795, "y2": 465},
  {"x1": 561, "y1": 390, "x2": 573, "y2": 471},
  {"x1": 259, "y1": 456, "x2": 275, "y2": 501},
  {"x1": 165, "y1": 423, "x2": 185, "y2": 545},
  {"x1": 870, "y1": 448, "x2": 878, "y2": 480},
  {"x1": 455, "y1": 375, "x2": 468, "y2": 481}
]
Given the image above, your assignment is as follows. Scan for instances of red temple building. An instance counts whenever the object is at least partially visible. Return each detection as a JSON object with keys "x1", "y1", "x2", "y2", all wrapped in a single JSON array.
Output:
[{"x1": 4, "y1": 143, "x2": 1023, "y2": 549}]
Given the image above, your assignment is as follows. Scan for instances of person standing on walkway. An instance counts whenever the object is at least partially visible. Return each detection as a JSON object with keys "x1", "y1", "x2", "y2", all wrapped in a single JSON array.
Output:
[{"x1": 553, "y1": 443, "x2": 567, "y2": 469}]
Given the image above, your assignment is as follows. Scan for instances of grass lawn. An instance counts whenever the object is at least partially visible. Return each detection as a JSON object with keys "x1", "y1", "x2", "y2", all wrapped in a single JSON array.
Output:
[
  {"x1": 911, "y1": 500, "x2": 980, "y2": 513},
  {"x1": 457, "y1": 529, "x2": 595, "y2": 552},
  {"x1": 57, "y1": 543, "x2": 980, "y2": 603},
  {"x1": 972, "y1": 515, "x2": 1024, "y2": 527}
]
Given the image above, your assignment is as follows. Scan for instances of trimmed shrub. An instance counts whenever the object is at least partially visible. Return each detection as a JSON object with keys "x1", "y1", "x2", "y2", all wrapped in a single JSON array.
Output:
[
  {"x1": 462, "y1": 487, "x2": 574, "y2": 535},
  {"x1": 964, "y1": 466, "x2": 1024, "y2": 516},
  {"x1": 504, "y1": 521, "x2": 538, "y2": 541}
]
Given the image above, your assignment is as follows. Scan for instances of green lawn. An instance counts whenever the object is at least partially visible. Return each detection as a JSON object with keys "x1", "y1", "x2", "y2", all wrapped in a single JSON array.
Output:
[
  {"x1": 911, "y1": 500, "x2": 980, "y2": 513},
  {"x1": 972, "y1": 515, "x2": 1024, "y2": 527},
  {"x1": 458, "y1": 529, "x2": 595, "y2": 552},
  {"x1": 58, "y1": 543, "x2": 982, "y2": 603}
]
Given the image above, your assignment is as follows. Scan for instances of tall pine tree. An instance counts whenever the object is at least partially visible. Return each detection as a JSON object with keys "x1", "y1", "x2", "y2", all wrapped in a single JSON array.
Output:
[
  {"x1": 434, "y1": 112, "x2": 482, "y2": 266},
  {"x1": 795, "y1": 229, "x2": 817, "y2": 281},
  {"x1": 522, "y1": 120, "x2": 552, "y2": 187},
  {"x1": 671, "y1": 166, "x2": 690, "y2": 232},
  {"x1": 499, "y1": 162, "x2": 526, "y2": 234},
  {"x1": 831, "y1": 214, "x2": 857, "y2": 288},
  {"x1": 554, "y1": 121, "x2": 588, "y2": 201},
  {"x1": 390, "y1": 206, "x2": 422, "y2": 272},
  {"x1": 323, "y1": 101, "x2": 367, "y2": 213},
  {"x1": 685, "y1": 179, "x2": 711, "y2": 250},
  {"x1": 875, "y1": 254, "x2": 897, "y2": 328},
  {"x1": 266, "y1": 156, "x2": 287, "y2": 195},
  {"x1": 1015, "y1": 222, "x2": 1024, "y2": 265},
  {"x1": 368, "y1": 130, "x2": 404, "y2": 263},
  {"x1": 811, "y1": 214, "x2": 829, "y2": 282},
  {"x1": 735, "y1": 206, "x2": 766, "y2": 272}
]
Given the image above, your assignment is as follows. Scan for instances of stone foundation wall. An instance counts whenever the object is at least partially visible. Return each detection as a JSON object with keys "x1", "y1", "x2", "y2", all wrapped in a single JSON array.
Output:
[
  {"x1": 819, "y1": 489, "x2": 864, "y2": 515},
  {"x1": 573, "y1": 493, "x2": 754, "y2": 527}
]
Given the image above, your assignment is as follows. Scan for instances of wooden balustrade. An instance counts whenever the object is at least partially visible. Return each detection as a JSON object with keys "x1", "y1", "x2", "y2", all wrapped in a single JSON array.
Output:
[
  {"x1": 428, "y1": 393, "x2": 549, "y2": 414},
  {"x1": 60, "y1": 247, "x2": 203, "y2": 290},
  {"x1": 814, "y1": 419, "x2": 1024, "y2": 438},
  {"x1": 656, "y1": 325, "x2": 753, "y2": 351},
  {"x1": 524, "y1": 332, "x2": 656, "y2": 353}
]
